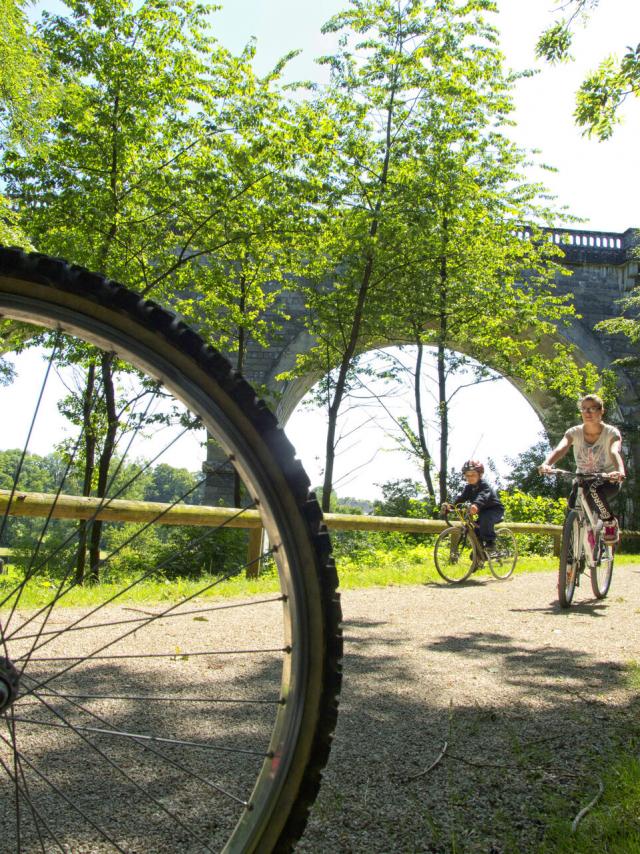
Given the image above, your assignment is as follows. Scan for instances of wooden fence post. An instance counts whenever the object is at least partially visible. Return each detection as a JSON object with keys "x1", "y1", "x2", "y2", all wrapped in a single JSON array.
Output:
[{"x1": 246, "y1": 526, "x2": 264, "y2": 578}]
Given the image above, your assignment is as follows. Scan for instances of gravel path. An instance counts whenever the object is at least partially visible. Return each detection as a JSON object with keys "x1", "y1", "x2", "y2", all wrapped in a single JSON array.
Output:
[
  {"x1": 3, "y1": 566, "x2": 639, "y2": 852},
  {"x1": 297, "y1": 566, "x2": 640, "y2": 853}
]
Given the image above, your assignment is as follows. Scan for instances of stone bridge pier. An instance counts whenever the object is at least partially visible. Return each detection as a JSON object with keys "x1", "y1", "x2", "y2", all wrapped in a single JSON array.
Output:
[{"x1": 206, "y1": 226, "x2": 640, "y2": 523}]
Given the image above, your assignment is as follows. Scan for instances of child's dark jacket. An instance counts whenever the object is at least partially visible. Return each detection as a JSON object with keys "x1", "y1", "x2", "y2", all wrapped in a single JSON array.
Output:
[{"x1": 453, "y1": 479, "x2": 504, "y2": 512}]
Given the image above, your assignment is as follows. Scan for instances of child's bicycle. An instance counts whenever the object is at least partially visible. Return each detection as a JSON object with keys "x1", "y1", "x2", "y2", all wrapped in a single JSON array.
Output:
[
  {"x1": 434, "y1": 504, "x2": 518, "y2": 583},
  {"x1": 545, "y1": 468, "x2": 616, "y2": 608}
]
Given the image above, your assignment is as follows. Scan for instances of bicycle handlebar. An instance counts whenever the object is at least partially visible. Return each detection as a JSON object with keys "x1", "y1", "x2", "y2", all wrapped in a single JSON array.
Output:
[
  {"x1": 441, "y1": 503, "x2": 475, "y2": 521},
  {"x1": 542, "y1": 468, "x2": 620, "y2": 481}
]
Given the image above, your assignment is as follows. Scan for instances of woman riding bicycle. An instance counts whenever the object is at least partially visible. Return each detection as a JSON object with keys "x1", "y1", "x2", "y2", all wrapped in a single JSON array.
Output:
[
  {"x1": 538, "y1": 394, "x2": 625, "y2": 543},
  {"x1": 442, "y1": 460, "x2": 504, "y2": 554}
]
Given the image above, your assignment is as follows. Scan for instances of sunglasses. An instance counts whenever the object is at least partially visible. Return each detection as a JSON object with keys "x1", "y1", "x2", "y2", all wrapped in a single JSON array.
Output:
[{"x1": 580, "y1": 406, "x2": 602, "y2": 414}]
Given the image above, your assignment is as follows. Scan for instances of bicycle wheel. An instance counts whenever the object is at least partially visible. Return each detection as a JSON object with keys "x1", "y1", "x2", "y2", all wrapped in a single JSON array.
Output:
[
  {"x1": 558, "y1": 510, "x2": 581, "y2": 608},
  {"x1": 433, "y1": 526, "x2": 477, "y2": 582},
  {"x1": 591, "y1": 539, "x2": 614, "y2": 599},
  {"x1": 487, "y1": 528, "x2": 517, "y2": 580},
  {"x1": 0, "y1": 248, "x2": 342, "y2": 853}
]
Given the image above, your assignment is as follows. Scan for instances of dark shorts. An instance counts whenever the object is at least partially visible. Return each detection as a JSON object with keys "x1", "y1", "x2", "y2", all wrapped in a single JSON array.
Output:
[{"x1": 476, "y1": 506, "x2": 504, "y2": 546}]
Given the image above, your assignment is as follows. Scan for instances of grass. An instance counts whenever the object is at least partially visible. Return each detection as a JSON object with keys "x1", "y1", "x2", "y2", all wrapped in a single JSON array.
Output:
[
  {"x1": 0, "y1": 563, "x2": 281, "y2": 610},
  {"x1": 3, "y1": 548, "x2": 640, "y2": 609},
  {"x1": 2, "y1": 548, "x2": 639, "y2": 851},
  {"x1": 536, "y1": 660, "x2": 640, "y2": 853},
  {"x1": 540, "y1": 755, "x2": 640, "y2": 853}
]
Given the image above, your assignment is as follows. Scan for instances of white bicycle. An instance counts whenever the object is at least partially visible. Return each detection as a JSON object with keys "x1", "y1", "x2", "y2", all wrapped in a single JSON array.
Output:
[{"x1": 547, "y1": 469, "x2": 617, "y2": 608}]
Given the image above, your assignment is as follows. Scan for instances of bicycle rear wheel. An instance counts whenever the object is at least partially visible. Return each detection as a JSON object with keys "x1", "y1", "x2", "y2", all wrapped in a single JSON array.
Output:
[
  {"x1": 591, "y1": 539, "x2": 614, "y2": 599},
  {"x1": 487, "y1": 528, "x2": 517, "y2": 580},
  {"x1": 558, "y1": 510, "x2": 581, "y2": 608},
  {"x1": 433, "y1": 527, "x2": 477, "y2": 583},
  {"x1": 0, "y1": 248, "x2": 342, "y2": 853}
]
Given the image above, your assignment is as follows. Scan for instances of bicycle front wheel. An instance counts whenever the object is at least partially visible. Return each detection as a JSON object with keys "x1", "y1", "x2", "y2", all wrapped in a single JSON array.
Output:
[
  {"x1": 591, "y1": 540, "x2": 614, "y2": 599},
  {"x1": 0, "y1": 248, "x2": 342, "y2": 853},
  {"x1": 487, "y1": 528, "x2": 517, "y2": 580},
  {"x1": 558, "y1": 510, "x2": 581, "y2": 608},
  {"x1": 434, "y1": 526, "x2": 477, "y2": 583}
]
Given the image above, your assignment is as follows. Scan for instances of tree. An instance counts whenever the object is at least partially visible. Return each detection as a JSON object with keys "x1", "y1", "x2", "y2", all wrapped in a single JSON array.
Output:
[
  {"x1": 292, "y1": 0, "x2": 600, "y2": 510},
  {"x1": 3, "y1": 0, "x2": 324, "y2": 513},
  {"x1": 292, "y1": 0, "x2": 525, "y2": 511},
  {"x1": 503, "y1": 437, "x2": 566, "y2": 499},
  {"x1": 536, "y1": 1, "x2": 640, "y2": 138},
  {"x1": 0, "y1": 0, "x2": 52, "y2": 245},
  {"x1": 145, "y1": 463, "x2": 199, "y2": 505},
  {"x1": 1, "y1": 0, "x2": 320, "y2": 573}
]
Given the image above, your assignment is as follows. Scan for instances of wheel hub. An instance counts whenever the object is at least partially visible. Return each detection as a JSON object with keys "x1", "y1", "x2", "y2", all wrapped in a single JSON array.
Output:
[{"x1": 0, "y1": 656, "x2": 19, "y2": 712}]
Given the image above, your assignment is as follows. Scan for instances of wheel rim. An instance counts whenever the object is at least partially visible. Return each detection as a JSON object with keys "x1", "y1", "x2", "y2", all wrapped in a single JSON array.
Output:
[
  {"x1": 592, "y1": 542, "x2": 614, "y2": 597},
  {"x1": 0, "y1": 265, "x2": 340, "y2": 853},
  {"x1": 563, "y1": 518, "x2": 580, "y2": 602},
  {"x1": 488, "y1": 530, "x2": 517, "y2": 579}
]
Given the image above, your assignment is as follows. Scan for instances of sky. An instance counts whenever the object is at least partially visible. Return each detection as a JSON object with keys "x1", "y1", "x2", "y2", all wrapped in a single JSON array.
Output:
[
  {"x1": 211, "y1": 0, "x2": 640, "y2": 498},
  {"x1": 6, "y1": 0, "x2": 640, "y2": 499}
]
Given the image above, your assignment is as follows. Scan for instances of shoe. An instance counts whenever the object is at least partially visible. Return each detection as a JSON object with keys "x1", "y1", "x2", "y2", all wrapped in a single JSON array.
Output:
[{"x1": 603, "y1": 522, "x2": 619, "y2": 544}]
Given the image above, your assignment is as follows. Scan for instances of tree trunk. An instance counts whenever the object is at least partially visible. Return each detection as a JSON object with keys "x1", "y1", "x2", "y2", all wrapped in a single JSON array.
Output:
[
  {"x1": 233, "y1": 275, "x2": 247, "y2": 508},
  {"x1": 437, "y1": 254, "x2": 449, "y2": 506},
  {"x1": 413, "y1": 338, "x2": 436, "y2": 502},
  {"x1": 88, "y1": 352, "x2": 117, "y2": 582},
  {"x1": 75, "y1": 362, "x2": 96, "y2": 585},
  {"x1": 321, "y1": 76, "x2": 399, "y2": 512}
]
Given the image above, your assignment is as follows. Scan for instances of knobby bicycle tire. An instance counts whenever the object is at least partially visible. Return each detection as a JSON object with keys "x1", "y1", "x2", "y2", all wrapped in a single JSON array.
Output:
[
  {"x1": 558, "y1": 510, "x2": 580, "y2": 608},
  {"x1": 433, "y1": 526, "x2": 477, "y2": 583},
  {"x1": 0, "y1": 247, "x2": 342, "y2": 853}
]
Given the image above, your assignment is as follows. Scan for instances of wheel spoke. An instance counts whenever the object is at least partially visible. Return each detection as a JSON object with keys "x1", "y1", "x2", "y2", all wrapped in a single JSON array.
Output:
[
  {"x1": 0, "y1": 745, "x2": 66, "y2": 853},
  {"x1": 10, "y1": 595, "x2": 285, "y2": 643},
  {"x1": 22, "y1": 678, "x2": 259, "y2": 805},
  {"x1": 6, "y1": 693, "x2": 219, "y2": 852},
  {"x1": 9, "y1": 494, "x2": 261, "y2": 663},
  {"x1": 0, "y1": 248, "x2": 342, "y2": 852},
  {"x1": 0, "y1": 731, "x2": 130, "y2": 853}
]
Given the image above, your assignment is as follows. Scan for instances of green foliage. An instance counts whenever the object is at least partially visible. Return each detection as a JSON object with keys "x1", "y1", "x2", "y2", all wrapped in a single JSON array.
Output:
[
  {"x1": 373, "y1": 478, "x2": 434, "y2": 520},
  {"x1": 0, "y1": 0, "x2": 49, "y2": 135},
  {"x1": 0, "y1": 448, "x2": 240, "y2": 579},
  {"x1": 98, "y1": 522, "x2": 247, "y2": 581},
  {"x1": 286, "y1": 0, "x2": 599, "y2": 508},
  {"x1": 504, "y1": 438, "x2": 566, "y2": 499},
  {"x1": 500, "y1": 488, "x2": 566, "y2": 554},
  {"x1": 537, "y1": 1, "x2": 640, "y2": 138},
  {"x1": 3, "y1": 0, "x2": 311, "y2": 356},
  {"x1": 0, "y1": 0, "x2": 53, "y2": 246},
  {"x1": 144, "y1": 463, "x2": 201, "y2": 505},
  {"x1": 535, "y1": 21, "x2": 574, "y2": 64}
]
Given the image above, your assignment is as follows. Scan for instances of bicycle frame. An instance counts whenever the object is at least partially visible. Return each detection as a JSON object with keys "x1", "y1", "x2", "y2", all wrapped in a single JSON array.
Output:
[
  {"x1": 443, "y1": 504, "x2": 485, "y2": 556},
  {"x1": 546, "y1": 467, "x2": 617, "y2": 606},
  {"x1": 553, "y1": 471, "x2": 610, "y2": 569}
]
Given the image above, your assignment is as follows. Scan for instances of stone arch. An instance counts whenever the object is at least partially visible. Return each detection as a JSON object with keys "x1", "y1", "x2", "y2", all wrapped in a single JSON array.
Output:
[
  {"x1": 273, "y1": 320, "x2": 636, "y2": 441},
  {"x1": 212, "y1": 226, "x2": 640, "y2": 513}
]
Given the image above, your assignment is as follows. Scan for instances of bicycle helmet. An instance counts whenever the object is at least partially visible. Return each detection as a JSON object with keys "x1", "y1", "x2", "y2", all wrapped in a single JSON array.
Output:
[{"x1": 461, "y1": 459, "x2": 484, "y2": 475}]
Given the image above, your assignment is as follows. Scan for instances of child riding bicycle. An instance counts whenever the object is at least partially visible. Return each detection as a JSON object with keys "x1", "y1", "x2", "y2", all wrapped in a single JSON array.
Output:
[
  {"x1": 441, "y1": 460, "x2": 504, "y2": 554},
  {"x1": 538, "y1": 393, "x2": 625, "y2": 543}
]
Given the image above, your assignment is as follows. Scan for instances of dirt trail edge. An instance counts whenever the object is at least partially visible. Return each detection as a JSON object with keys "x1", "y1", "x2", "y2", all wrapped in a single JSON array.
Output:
[{"x1": 297, "y1": 567, "x2": 640, "y2": 853}]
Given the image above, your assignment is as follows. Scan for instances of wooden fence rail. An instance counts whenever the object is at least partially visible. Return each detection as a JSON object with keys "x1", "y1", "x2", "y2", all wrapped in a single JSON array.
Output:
[{"x1": 1, "y1": 490, "x2": 638, "y2": 575}]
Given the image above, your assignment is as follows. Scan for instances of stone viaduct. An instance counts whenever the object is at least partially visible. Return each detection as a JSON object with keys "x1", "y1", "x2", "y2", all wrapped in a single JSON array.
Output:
[{"x1": 208, "y1": 226, "x2": 640, "y2": 515}]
